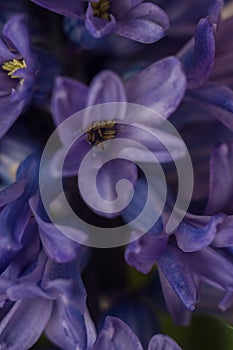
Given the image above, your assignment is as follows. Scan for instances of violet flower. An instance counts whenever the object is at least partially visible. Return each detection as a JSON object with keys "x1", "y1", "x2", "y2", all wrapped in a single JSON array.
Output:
[
  {"x1": 30, "y1": 0, "x2": 169, "y2": 43},
  {"x1": 0, "y1": 243, "x2": 90, "y2": 350},
  {"x1": 51, "y1": 58, "x2": 186, "y2": 216},
  {"x1": 0, "y1": 15, "x2": 38, "y2": 139},
  {"x1": 123, "y1": 141, "x2": 233, "y2": 325},
  {"x1": 0, "y1": 15, "x2": 59, "y2": 140},
  {"x1": 0, "y1": 154, "x2": 86, "y2": 273}
]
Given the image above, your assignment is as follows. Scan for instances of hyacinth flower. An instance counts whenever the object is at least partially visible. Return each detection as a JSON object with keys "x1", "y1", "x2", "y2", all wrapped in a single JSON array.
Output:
[
  {"x1": 0, "y1": 154, "x2": 86, "y2": 274},
  {"x1": 30, "y1": 0, "x2": 169, "y2": 43},
  {"x1": 0, "y1": 242, "x2": 91, "y2": 350},
  {"x1": 0, "y1": 14, "x2": 59, "y2": 140},
  {"x1": 51, "y1": 58, "x2": 186, "y2": 216},
  {"x1": 123, "y1": 141, "x2": 233, "y2": 325},
  {"x1": 91, "y1": 316, "x2": 182, "y2": 350}
]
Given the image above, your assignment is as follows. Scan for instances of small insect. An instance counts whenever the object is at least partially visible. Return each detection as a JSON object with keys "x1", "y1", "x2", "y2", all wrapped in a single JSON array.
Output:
[{"x1": 86, "y1": 120, "x2": 116, "y2": 148}]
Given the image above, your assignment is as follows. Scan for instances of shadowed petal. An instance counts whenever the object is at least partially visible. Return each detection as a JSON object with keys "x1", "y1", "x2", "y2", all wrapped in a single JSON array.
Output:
[
  {"x1": 125, "y1": 234, "x2": 167, "y2": 274},
  {"x1": 148, "y1": 334, "x2": 182, "y2": 350},
  {"x1": 188, "y1": 248, "x2": 233, "y2": 290},
  {"x1": 205, "y1": 142, "x2": 233, "y2": 214},
  {"x1": 92, "y1": 316, "x2": 143, "y2": 350},
  {"x1": 188, "y1": 84, "x2": 233, "y2": 132},
  {"x1": 30, "y1": 0, "x2": 85, "y2": 19}
]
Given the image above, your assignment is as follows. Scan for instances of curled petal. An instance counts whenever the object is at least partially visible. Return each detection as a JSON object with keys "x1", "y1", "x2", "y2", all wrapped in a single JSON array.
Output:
[
  {"x1": 178, "y1": 17, "x2": 215, "y2": 89},
  {"x1": 176, "y1": 214, "x2": 224, "y2": 252},
  {"x1": 148, "y1": 334, "x2": 182, "y2": 350}
]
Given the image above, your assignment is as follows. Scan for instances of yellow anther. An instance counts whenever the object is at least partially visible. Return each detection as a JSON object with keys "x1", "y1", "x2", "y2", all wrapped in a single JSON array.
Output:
[
  {"x1": 2, "y1": 59, "x2": 27, "y2": 82},
  {"x1": 91, "y1": 0, "x2": 111, "y2": 20}
]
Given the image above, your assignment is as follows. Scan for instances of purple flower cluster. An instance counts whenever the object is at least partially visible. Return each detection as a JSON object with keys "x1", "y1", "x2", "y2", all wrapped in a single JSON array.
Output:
[{"x1": 0, "y1": 0, "x2": 233, "y2": 349}]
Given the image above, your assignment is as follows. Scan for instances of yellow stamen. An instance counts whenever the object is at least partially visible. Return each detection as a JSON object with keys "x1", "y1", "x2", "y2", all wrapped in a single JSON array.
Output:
[
  {"x1": 2, "y1": 59, "x2": 27, "y2": 83},
  {"x1": 91, "y1": 0, "x2": 111, "y2": 20}
]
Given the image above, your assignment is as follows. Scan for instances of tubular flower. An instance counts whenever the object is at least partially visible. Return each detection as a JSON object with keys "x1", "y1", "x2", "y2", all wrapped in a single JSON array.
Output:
[{"x1": 30, "y1": 0, "x2": 169, "y2": 43}]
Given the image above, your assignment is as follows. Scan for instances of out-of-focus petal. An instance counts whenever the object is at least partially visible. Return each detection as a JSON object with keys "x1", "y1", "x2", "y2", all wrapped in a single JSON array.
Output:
[
  {"x1": 178, "y1": 17, "x2": 215, "y2": 89},
  {"x1": 205, "y1": 142, "x2": 233, "y2": 214},
  {"x1": 30, "y1": 0, "x2": 85, "y2": 19},
  {"x1": 148, "y1": 334, "x2": 182, "y2": 350},
  {"x1": 188, "y1": 84, "x2": 233, "y2": 131}
]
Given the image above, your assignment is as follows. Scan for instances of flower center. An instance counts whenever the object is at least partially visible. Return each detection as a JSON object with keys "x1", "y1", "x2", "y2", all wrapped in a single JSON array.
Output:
[
  {"x1": 90, "y1": 0, "x2": 111, "y2": 20},
  {"x1": 86, "y1": 120, "x2": 116, "y2": 148},
  {"x1": 2, "y1": 58, "x2": 27, "y2": 84}
]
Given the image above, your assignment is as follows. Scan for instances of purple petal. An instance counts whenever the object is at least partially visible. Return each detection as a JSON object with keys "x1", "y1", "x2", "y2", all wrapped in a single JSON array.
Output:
[
  {"x1": 125, "y1": 234, "x2": 167, "y2": 274},
  {"x1": 212, "y1": 216, "x2": 233, "y2": 247},
  {"x1": 2, "y1": 15, "x2": 35, "y2": 69},
  {"x1": 176, "y1": 214, "x2": 224, "y2": 252},
  {"x1": 30, "y1": 195, "x2": 81, "y2": 263},
  {"x1": 0, "y1": 298, "x2": 52, "y2": 350},
  {"x1": 115, "y1": 2, "x2": 169, "y2": 44},
  {"x1": 85, "y1": 4, "x2": 117, "y2": 38},
  {"x1": 51, "y1": 137, "x2": 90, "y2": 177},
  {"x1": 30, "y1": 0, "x2": 85, "y2": 19},
  {"x1": 126, "y1": 57, "x2": 186, "y2": 118},
  {"x1": 41, "y1": 256, "x2": 87, "y2": 310},
  {"x1": 83, "y1": 70, "x2": 127, "y2": 129},
  {"x1": 45, "y1": 298, "x2": 87, "y2": 350},
  {"x1": 205, "y1": 142, "x2": 233, "y2": 214},
  {"x1": 178, "y1": 17, "x2": 215, "y2": 89},
  {"x1": 157, "y1": 246, "x2": 197, "y2": 310},
  {"x1": 92, "y1": 316, "x2": 143, "y2": 350},
  {"x1": 51, "y1": 76, "x2": 88, "y2": 144},
  {"x1": 0, "y1": 180, "x2": 26, "y2": 208},
  {"x1": 93, "y1": 158, "x2": 138, "y2": 218},
  {"x1": 158, "y1": 267, "x2": 192, "y2": 325},
  {"x1": 188, "y1": 83, "x2": 233, "y2": 131},
  {"x1": 148, "y1": 334, "x2": 182, "y2": 350}
]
